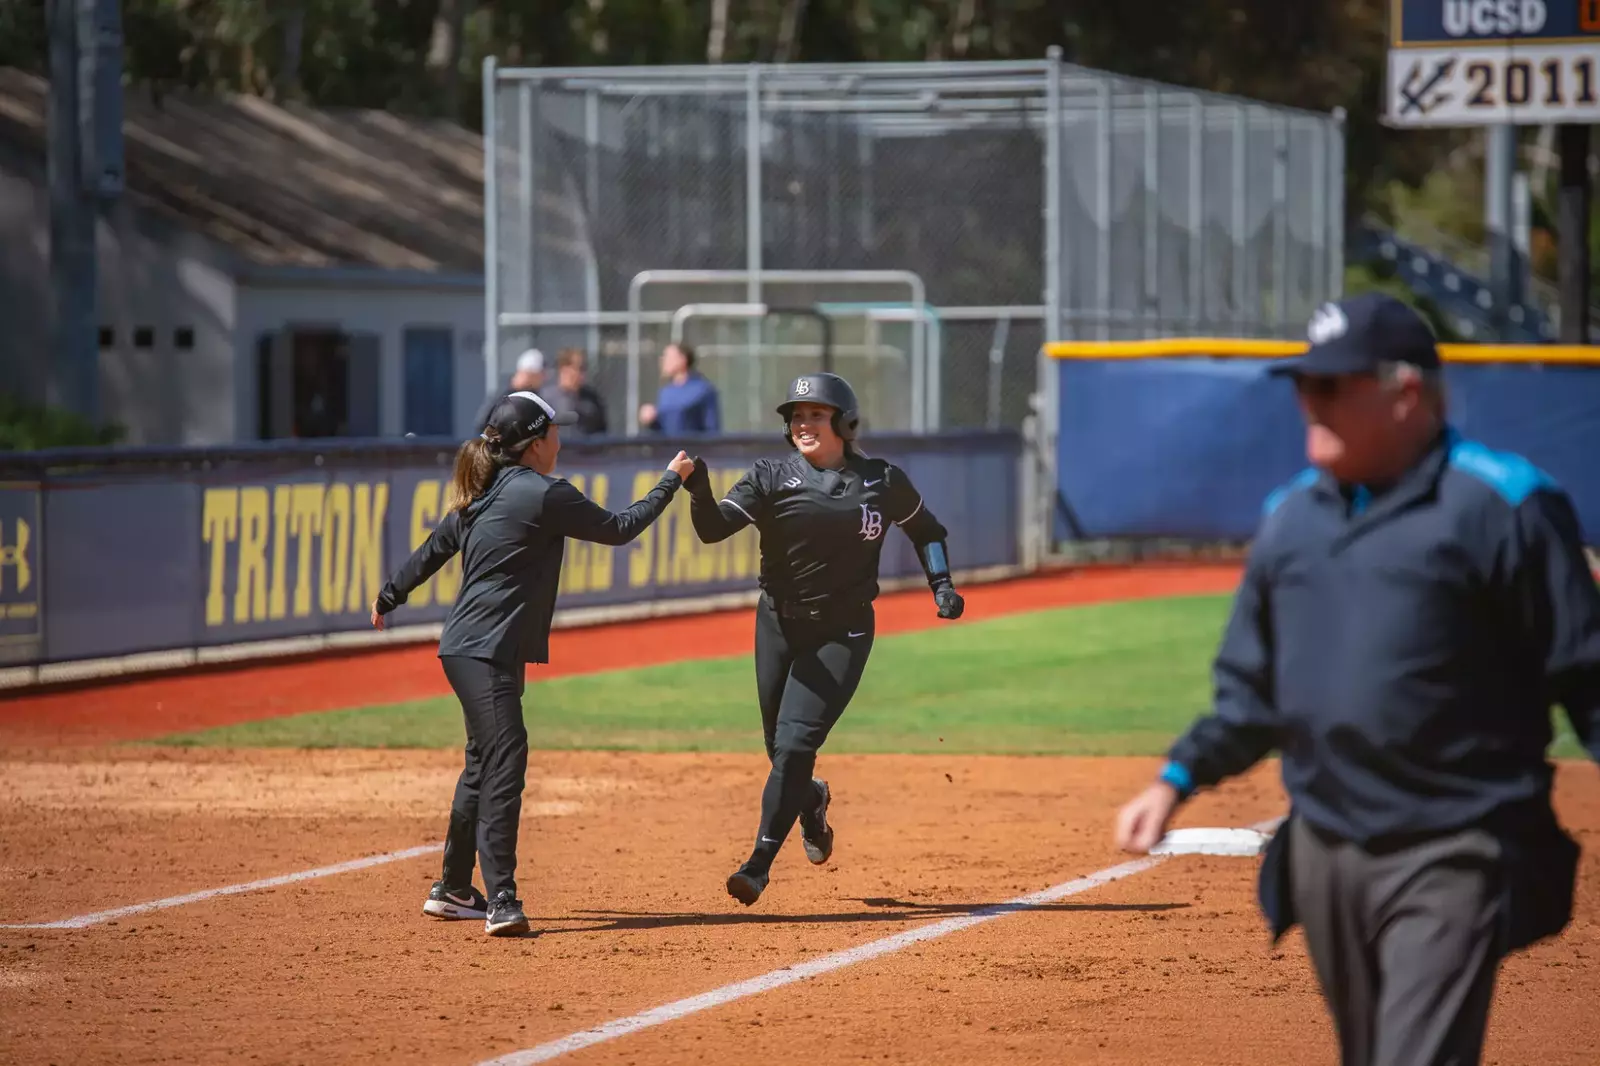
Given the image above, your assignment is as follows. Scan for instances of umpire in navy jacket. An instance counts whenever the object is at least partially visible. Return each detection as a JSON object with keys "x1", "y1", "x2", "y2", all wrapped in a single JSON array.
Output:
[{"x1": 1115, "y1": 293, "x2": 1600, "y2": 1066}]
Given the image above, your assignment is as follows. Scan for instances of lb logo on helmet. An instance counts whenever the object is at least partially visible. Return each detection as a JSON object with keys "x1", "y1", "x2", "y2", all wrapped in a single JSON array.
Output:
[{"x1": 777, "y1": 372, "x2": 862, "y2": 446}]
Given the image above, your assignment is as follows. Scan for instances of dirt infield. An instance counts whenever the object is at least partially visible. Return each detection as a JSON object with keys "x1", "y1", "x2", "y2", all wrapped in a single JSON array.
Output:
[
  {"x1": 1, "y1": 749, "x2": 1598, "y2": 1065},
  {"x1": 3, "y1": 563, "x2": 1600, "y2": 1064}
]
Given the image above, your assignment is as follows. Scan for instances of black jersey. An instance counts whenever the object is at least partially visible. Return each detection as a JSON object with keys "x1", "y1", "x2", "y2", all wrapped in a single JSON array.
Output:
[
  {"x1": 376, "y1": 465, "x2": 681, "y2": 665},
  {"x1": 688, "y1": 451, "x2": 948, "y2": 608}
]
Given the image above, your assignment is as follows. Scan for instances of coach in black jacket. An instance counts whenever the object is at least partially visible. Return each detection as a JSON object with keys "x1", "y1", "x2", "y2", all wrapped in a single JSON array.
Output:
[
  {"x1": 373, "y1": 391, "x2": 694, "y2": 936},
  {"x1": 1115, "y1": 294, "x2": 1600, "y2": 1066}
]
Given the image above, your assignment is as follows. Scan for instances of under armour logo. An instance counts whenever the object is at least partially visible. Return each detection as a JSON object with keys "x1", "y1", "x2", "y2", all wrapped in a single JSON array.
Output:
[
  {"x1": 794, "y1": 378, "x2": 811, "y2": 396},
  {"x1": 858, "y1": 505, "x2": 884, "y2": 541},
  {"x1": 784, "y1": 476, "x2": 803, "y2": 489},
  {"x1": 0, "y1": 518, "x2": 31, "y2": 594},
  {"x1": 1307, "y1": 303, "x2": 1348, "y2": 344}
]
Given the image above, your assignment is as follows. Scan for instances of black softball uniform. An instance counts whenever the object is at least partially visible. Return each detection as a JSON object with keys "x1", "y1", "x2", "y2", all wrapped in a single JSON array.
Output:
[
  {"x1": 375, "y1": 464, "x2": 681, "y2": 902},
  {"x1": 686, "y1": 451, "x2": 955, "y2": 871}
]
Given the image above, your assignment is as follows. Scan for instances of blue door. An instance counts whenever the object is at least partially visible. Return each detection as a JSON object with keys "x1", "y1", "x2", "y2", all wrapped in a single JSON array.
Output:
[{"x1": 403, "y1": 327, "x2": 454, "y2": 436}]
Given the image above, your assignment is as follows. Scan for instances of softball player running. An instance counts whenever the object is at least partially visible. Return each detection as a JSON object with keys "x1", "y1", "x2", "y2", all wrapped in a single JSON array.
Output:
[
  {"x1": 371, "y1": 391, "x2": 694, "y2": 936},
  {"x1": 683, "y1": 372, "x2": 965, "y2": 906}
]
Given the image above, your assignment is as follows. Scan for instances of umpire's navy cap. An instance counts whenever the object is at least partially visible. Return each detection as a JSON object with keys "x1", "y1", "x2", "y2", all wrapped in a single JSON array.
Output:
[
  {"x1": 483, "y1": 390, "x2": 576, "y2": 451},
  {"x1": 1267, "y1": 292, "x2": 1441, "y2": 379}
]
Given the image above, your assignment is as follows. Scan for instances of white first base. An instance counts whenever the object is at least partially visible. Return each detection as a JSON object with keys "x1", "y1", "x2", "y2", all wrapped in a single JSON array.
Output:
[{"x1": 1149, "y1": 827, "x2": 1272, "y2": 857}]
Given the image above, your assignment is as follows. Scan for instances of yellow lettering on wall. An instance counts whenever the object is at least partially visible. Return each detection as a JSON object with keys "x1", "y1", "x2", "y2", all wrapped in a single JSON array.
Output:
[
  {"x1": 627, "y1": 471, "x2": 657, "y2": 588},
  {"x1": 0, "y1": 518, "x2": 30, "y2": 595},
  {"x1": 233, "y1": 487, "x2": 271, "y2": 623},
  {"x1": 616, "y1": 466, "x2": 768, "y2": 591},
  {"x1": 347, "y1": 483, "x2": 389, "y2": 612},
  {"x1": 319, "y1": 483, "x2": 352, "y2": 615},
  {"x1": 289, "y1": 484, "x2": 324, "y2": 617},
  {"x1": 201, "y1": 489, "x2": 239, "y2": 626},
  {"x1": 672, "y1": 506, "x2": 703, "y2": 585},
  {"x1": 269, "y1": 485, "x2": 291, "y2": 620}
]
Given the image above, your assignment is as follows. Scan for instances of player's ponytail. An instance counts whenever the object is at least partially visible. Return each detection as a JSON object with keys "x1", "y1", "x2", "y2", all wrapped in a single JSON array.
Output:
[{"x1": 447, "y1": 430, "x2": 504, "y2": 514}]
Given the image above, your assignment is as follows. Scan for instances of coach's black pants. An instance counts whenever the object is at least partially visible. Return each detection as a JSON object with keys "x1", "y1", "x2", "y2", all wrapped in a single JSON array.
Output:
[
  {"x1": 747, "y1": 597, "x2": 875, "y2": 869},
  {"x1": 440, "y1": 655, "x2": 529, "y2": 901},
  {"x1": 1289, "y1": 815, "x2": 1506, "y2": 1066}
]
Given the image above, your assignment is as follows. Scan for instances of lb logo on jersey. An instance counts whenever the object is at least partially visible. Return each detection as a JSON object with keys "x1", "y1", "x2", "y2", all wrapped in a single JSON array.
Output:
[
  {"x1": 858, "y1": 505, "x2": 884, "y2": 541},
  {"x1": 783, "y1": 476, "x2": 803, "y2": 489}
]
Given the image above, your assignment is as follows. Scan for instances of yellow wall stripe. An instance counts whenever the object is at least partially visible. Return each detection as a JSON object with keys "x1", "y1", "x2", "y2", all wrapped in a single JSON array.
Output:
[{"x1": 1044, "y1": 339, "x2": 1600, "y2": 366}]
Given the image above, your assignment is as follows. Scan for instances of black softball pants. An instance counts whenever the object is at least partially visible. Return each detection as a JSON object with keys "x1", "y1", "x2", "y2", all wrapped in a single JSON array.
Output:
[
  {"x1": 747, "y1": 597, "x2": 875, "y2": 870},
  {"x1": 439, "y1": 655, "x2": 529, "y2": 901}
]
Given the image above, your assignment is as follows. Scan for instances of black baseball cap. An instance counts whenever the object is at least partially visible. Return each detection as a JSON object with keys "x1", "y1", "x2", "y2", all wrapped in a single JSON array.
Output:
[
  {"x1": 1267, "y1": 292, "x2": 1441, "y2": 379},
  {"x1": 482, "y1": 390, "x2": 576, "y2": 452}
]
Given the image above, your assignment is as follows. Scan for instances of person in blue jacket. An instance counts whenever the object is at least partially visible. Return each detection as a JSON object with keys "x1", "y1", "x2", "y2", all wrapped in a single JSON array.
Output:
[
  {"x1": 1115, "y1": 292, "x2": 1600, "y2": 1066},
  {"x1": 639, "y1": 342, "x2": 721, "y2": 435}
]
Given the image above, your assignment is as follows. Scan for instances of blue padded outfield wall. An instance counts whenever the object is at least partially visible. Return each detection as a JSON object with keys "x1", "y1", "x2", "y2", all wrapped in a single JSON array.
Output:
[
  {"x1": 0, "y1": 431, "x2": 1021, "y2": 669},
  {"x1": 1053, "y1": 346, "x2": 1600, "y2": 543}
]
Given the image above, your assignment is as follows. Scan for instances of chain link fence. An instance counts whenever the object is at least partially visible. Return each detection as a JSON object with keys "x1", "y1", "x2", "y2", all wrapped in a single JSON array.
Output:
[{"x1": 485, "y1": 56, "x2": 1344, "y2": 441}]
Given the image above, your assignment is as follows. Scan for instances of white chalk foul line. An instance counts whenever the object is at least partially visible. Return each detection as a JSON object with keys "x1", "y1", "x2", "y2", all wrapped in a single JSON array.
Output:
[
  {"x1": 0, "y1": 842, "x2": 444, "y2": 930},
  {"x1": 479, "y1": 815, "x2": 1286, "y2": 1066},
  {"x1": 477, "y1": 857, "x2": 1164, "y2": 1066}
]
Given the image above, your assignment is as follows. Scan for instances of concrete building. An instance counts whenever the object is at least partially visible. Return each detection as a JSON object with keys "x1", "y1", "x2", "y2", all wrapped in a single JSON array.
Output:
[{"x1": 0, "y1": 68, "x2": 589, "y2": 445}]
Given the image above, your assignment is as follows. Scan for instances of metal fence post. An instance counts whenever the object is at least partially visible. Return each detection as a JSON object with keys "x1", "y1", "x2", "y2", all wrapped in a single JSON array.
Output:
[
  {"x1": 584, "y1": 88, "x2": 602, "y2": 359},
  {"x1": 482, "y1": 56, "x2": 499, "y2": 403},
  {"x1": 1037, "y1": 45, "x2": 1064, "y2": 566},
  {"x1": 746, "y1": 64, "x2": 763, "y2": 425},
  {"x1": 1330, "y1": 107, "x2": 1347, "y2": 299},
  {"x1": 517, "y1": 82, "x2": 535, "y2": 359},
  {"x1": 1273, "y1": 115, "x2": 1289, "y2": 330},
  {"x1": 1231, "y1": 103, "x2": 1247, "y2": 337},
  {"x1": 1144, "y1": 89, "x2": 1160, "y2": 334},
  {"x1": 1095, "y1": 80, "x2": 1112, "y2": 340},
  {"x1": 856, "y1": 120, "x2": 873, "y2": 249},
  {"x1": 1188, "y1": 94, "x2": 1204, "y2": 332}
]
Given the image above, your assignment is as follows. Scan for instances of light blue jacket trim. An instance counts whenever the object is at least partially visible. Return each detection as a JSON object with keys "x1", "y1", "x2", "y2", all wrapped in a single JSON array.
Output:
[
  {"x1": 1447, "y1": 436, "x2": 1556, "y2": 507},
  {"x1": 1263, "y1": 467, "x2": 1320, "y2": 517},
  {"x1": 1159, "y1": 760, "x2": 1194, "y2": 798}
]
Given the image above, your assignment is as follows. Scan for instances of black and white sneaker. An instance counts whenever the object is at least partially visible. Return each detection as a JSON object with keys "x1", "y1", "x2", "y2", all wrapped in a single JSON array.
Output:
[
  {"x1": 726, "y1": 863, "x2": 770, "y2": 907},
  {"x1": 422, "y1": 881, "x2": 488, "y2": 920},
  {"x1": 484, "y1": 890, "x2": 530, "y2": 937},
  {"x1": 799, "y1": 778, "x2": 834, "y2": 866}
]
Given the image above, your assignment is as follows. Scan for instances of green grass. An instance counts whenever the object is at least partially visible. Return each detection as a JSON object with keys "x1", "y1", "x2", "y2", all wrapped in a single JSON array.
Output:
[
  {"x1": 156, "y1": 595, "x2": 1233, "y2": 754},
  {"x1": 154, "y1": 592, "x2": 1589, "y2": 760}
]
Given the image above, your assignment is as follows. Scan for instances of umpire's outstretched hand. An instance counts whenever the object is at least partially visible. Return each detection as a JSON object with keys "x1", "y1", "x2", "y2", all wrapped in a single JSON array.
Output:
[
  {"x1": 935, "y1": 585, "x2": 964, "y2": 620},
  {"x1": 1115, "y1": 781, "x2": 1181, "y2": 853}
]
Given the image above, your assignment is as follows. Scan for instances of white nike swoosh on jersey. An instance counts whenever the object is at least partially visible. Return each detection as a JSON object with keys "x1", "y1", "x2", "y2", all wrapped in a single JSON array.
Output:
[
  {"x1": 847, "y1": 631, "x2": 866, "y2": 638},
  {"x1": 864, "y1": 479, "x2": 881, "y2": 487}
]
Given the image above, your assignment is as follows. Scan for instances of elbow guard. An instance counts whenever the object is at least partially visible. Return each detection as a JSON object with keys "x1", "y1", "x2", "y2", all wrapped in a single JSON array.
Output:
[{"x1": 918, "y1": 540, "x2": 953, "y2": 590}]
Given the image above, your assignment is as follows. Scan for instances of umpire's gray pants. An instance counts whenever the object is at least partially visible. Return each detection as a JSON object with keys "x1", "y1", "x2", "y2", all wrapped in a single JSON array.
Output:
[{"x1": 1289, "y1": 815, "x2": 1505, "y2": 1066}]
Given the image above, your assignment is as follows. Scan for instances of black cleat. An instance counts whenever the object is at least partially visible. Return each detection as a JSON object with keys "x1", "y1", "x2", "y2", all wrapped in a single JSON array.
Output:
[
  {"x1": 422, "y1": 881, "x2": 488, "y2": 920},
  {"x1": 799, "y1": 778, "x2": 834, "y2": 865},
  {"x1": 726, "y1": 863, "x2": 770, "y2": 906},
  {"x1": 484, "y1": 890, "x2": 531, "y2": 937}
]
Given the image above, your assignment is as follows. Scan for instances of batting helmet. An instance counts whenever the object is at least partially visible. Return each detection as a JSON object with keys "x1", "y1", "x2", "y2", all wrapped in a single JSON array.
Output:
[{"x1": 777, "y1": 372, "x2": 861, "y2": 444}]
